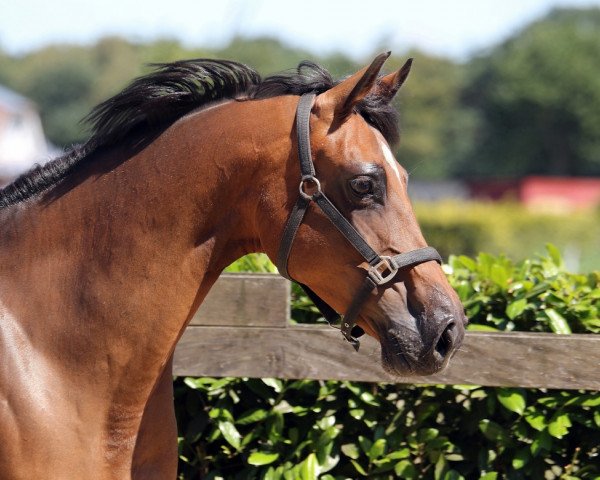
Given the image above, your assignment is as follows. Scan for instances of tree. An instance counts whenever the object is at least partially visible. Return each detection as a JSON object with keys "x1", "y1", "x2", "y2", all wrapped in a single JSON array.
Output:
[
  {"x1": 388, "y1": 51, "x2": 476, "y2": 179},
  {"x1": 460, "y1": 7, "x2": 600, "y2": 177},
  {"x1": 216, "y1": 36, "x2": 315, "y2": 76}
]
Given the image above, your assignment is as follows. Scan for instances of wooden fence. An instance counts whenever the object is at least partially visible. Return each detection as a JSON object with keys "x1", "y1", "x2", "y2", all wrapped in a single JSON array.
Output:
[{"x1": 173, "y1": 273, "x2": 600, "y2": 391}]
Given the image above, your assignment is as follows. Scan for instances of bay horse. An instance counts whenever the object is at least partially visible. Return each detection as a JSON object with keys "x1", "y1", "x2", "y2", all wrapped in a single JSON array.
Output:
[{"x1": 0, "y1": 52, "x2": 466, "y2": 478}]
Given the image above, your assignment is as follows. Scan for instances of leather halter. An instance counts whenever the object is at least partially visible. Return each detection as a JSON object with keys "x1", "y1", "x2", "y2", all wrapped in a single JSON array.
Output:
[{"x1": 276, "y1": 93, "x2": 442, "y2": 351}]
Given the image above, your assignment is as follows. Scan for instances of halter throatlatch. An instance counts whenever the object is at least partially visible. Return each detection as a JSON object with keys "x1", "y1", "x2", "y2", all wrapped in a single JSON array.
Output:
[{"x1": 276, "y1": 93, "x2": 442, "y2": 351}]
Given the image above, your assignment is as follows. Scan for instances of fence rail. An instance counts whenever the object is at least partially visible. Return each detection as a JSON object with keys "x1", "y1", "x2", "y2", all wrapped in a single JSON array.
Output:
[{"x1": 173, "y1": 273, "x2": 600, "y2": 390}]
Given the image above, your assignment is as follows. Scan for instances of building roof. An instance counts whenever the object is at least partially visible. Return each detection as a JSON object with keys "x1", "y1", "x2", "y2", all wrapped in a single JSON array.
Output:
[{"x1": 0, "y1": 84, "x2": 33, "y2": 114}]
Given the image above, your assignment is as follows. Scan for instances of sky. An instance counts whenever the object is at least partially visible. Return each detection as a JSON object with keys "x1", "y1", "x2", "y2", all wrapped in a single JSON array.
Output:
[{"x1": 1, "y1": 0, "x2": 599, "y2": 60}]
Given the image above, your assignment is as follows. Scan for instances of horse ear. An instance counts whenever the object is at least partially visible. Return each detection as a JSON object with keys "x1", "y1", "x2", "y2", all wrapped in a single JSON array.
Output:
[
  {"x1": 315, "y1": 51, "x2": 391, "y2": 121},
  {"x1": 371, "y1": 58, "x2": 413, "y2": 103}
]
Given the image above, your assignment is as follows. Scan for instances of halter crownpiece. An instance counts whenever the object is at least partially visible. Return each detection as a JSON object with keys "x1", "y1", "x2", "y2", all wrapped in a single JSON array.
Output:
[{"x1": 276, "y1": 93, "x2": 442, "y2": 351}]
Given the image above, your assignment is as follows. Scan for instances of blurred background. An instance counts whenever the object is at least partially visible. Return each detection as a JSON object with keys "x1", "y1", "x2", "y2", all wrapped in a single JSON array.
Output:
[{"x1": 1, "y1": 0, "x2": 599, "y2": 269}]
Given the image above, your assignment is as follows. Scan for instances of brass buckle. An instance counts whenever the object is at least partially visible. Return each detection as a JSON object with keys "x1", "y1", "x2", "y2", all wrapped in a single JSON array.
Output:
[{"x1": 368, "y1": 256, "x2": 397, "y2": 285}]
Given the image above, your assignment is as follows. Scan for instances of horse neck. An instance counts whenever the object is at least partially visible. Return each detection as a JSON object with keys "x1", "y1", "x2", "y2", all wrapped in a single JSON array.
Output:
[{"x1": 0, "y1": 96, "x2": 295, "y2": 399}]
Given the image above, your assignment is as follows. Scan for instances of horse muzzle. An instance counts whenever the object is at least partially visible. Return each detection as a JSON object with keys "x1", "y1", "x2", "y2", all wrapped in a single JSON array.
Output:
[{"x1": 378, "y1": 308, "x2": 467, "y2": 376}]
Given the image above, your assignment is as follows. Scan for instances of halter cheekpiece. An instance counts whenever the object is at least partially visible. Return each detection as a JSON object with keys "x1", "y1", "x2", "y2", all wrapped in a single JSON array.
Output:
[{"x1": 276, "y1": 93, "x2": 442, "y2": 351}]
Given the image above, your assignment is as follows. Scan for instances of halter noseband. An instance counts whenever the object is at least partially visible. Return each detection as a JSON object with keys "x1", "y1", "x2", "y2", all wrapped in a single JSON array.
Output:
[{"x1": 276, "y1": 93, "x2": 442, "y2": 351}]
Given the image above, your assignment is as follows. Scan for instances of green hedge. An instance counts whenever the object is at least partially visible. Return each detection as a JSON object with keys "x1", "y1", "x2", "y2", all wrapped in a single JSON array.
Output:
[
  {"x1": 414, "y1": 201, "x2": 600, "y2": 272},
  {"x1": 175, "y1": 248, "x2": 599, "y2": 480}
]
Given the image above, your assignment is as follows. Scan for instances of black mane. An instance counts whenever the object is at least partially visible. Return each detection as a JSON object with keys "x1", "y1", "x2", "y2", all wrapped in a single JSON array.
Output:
[{"x1": 0, "y1": 59, "x2": 399, "y2": 209}]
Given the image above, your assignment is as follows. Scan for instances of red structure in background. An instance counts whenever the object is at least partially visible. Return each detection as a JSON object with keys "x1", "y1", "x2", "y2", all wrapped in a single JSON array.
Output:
[{"x1": 468, "y1": 176, "x2": 600, "y2": 212}]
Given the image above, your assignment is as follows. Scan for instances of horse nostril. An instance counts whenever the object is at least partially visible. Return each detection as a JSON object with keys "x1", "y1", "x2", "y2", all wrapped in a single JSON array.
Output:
[{"x1": 434, "y1": 322, "x2": 456, "y2": 359}]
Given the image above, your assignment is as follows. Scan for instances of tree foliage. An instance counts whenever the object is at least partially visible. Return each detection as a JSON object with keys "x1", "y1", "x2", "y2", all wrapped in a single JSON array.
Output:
[
  {"x1": 391, "y1": 52, "x2": 476, "y2": 179},
  {"x1": 460, "y1": 8, "x2": 600, "y2": 177}
]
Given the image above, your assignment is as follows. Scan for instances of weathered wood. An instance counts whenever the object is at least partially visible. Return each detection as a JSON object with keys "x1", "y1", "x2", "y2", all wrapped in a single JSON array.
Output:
[
  {"x1": 174, "y1": 326, "x2": 600, "y2": 390},
  {"x1": 176, "y1": 274, "x2": 600, "y2": 390},
  {"x1": 190, "y1": 274, "x2": 289, "y2": 327}
]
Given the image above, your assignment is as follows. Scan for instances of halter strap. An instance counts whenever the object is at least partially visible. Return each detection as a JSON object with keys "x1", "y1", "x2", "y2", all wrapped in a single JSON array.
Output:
[{"x1": 276, "y1": 93, "x2": 442, "y2": 350}]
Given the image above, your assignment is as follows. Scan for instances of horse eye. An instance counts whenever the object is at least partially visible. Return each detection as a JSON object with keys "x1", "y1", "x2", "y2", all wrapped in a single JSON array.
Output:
[{"x1": 349, "y1": 177, "x2": 374, "y2": 196}]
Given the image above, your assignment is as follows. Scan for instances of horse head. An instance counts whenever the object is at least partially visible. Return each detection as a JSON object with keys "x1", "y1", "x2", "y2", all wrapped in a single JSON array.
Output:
[{"x1": 269, "y1": 53, "x2": 467, "y2": 376}]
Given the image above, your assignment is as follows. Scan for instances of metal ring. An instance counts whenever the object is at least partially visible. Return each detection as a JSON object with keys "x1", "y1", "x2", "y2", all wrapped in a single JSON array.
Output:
[{"x1": 299, "y1": 175, "x2": 322, "y2": 200}]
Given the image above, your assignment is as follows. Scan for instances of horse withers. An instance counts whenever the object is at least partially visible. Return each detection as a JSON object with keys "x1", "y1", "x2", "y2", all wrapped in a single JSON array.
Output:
[{"x1": 0, "y1": 53, "x2": 466, "y2": 478}]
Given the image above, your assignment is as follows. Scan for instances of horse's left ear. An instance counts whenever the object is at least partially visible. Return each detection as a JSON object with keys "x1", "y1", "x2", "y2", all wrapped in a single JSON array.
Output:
[
  {"x1": 315, "y1": 51, "x2": 390, "y2": 122},
  {"x1": 372, "y1": 58, "x2": 413, "y2": 103}
]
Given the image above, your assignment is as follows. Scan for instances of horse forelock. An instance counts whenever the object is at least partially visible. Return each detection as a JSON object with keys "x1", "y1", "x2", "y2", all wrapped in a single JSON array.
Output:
[{"x1": 0, "y1": 59, "x2": 399, "y2": 209}]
